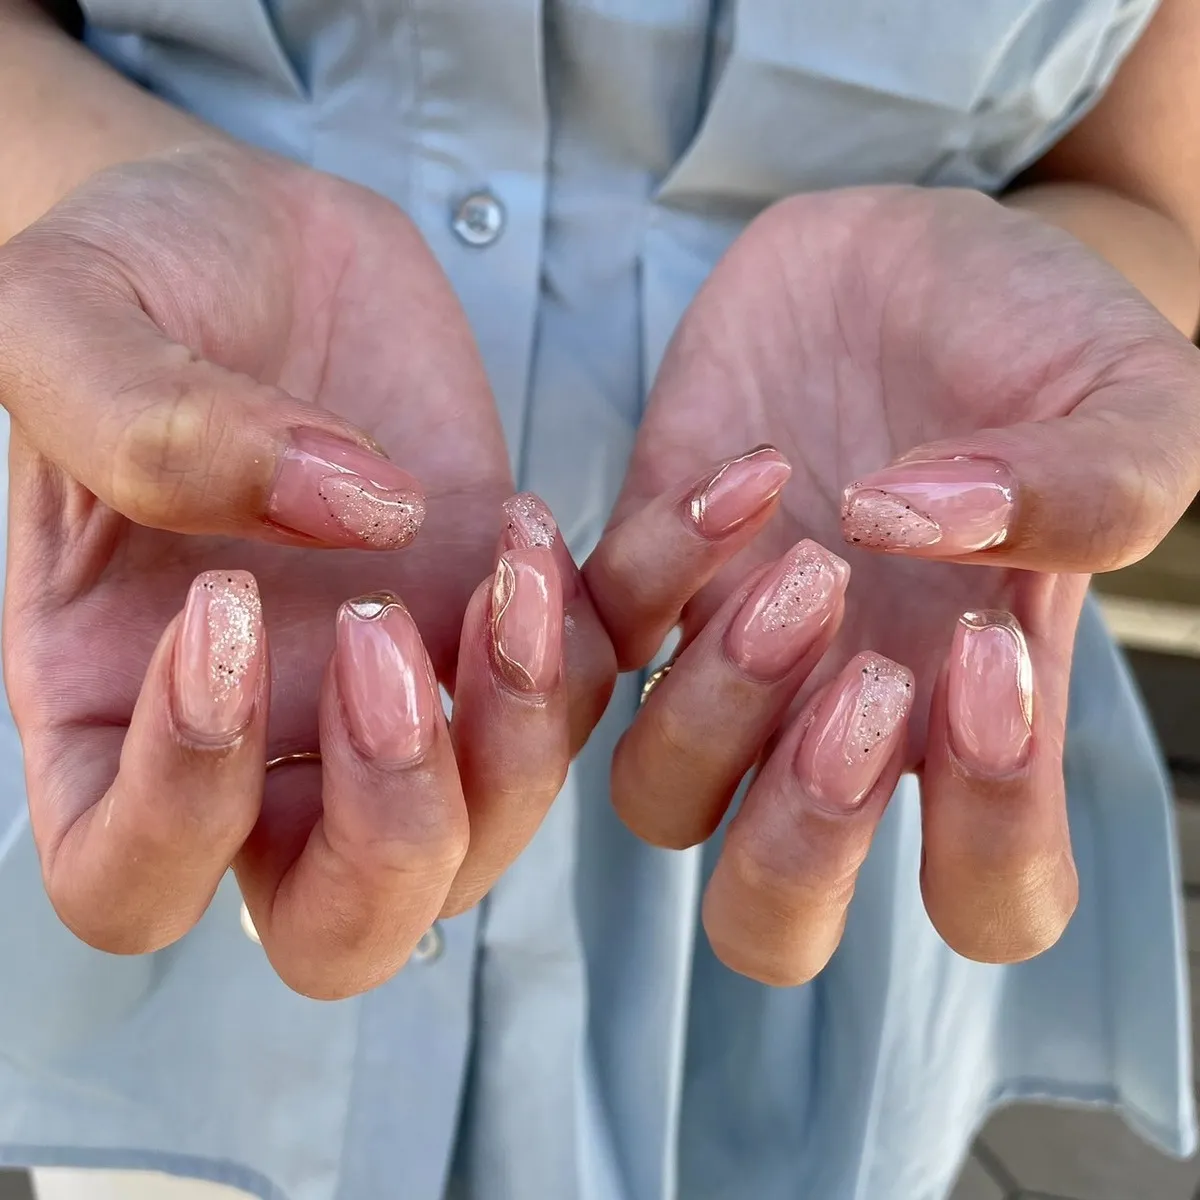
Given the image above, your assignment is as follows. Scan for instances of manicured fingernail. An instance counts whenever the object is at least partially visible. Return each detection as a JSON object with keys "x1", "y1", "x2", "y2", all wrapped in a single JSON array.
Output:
[
  {"x1": 491, "y1": 548, "x2": 563, "y2": 693},
  {"x1": 337, "y1": 592, "x2": 437, "y2": 764},
  {"x1": 268, "y1": 429, "x2": 426, "y2": 549},
  {"x1": 501, "y1": 493, "x2": 578, "y2": 601},
  {"x1": 503, "y1": 493, "x2": 557, "y2": 550},
  {"x1": 175, "y1": 570, "x2": 263, "y2": 742},
  {"x1": 795, "y1": 652, "x2": 913, "y2": 810},
  {"x1": 949, "y1": 611, "x2": 1033, "y2": 775},
  {"x1": 688, "y1": 445, "x2": 792, "y2": 538},
  {"x1": 841, "y1": 458, "x2": 1014, "y2": 555},
  {"x1": 726, "y1": 540, "x2": 849, "y2": 680}
]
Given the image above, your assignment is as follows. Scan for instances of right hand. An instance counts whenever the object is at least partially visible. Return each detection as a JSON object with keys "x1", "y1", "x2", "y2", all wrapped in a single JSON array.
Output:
[{"x1": 0, "y1": 143, "x2": 608, "y2": 998}]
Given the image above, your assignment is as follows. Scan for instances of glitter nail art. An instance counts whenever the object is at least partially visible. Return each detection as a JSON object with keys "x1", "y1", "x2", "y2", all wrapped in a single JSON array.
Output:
[
  {"x1": 845, "y1": 652, "x2": 913, "y2": 765},
  {"x1": 200, "y1": 571, "x2": 261, "y2": 698},
  {"x1": 503, "y1": 493, "x2": 557, "y2": 549},
  {"x1": 840, "y1": 459, "x2": 1015, "y2": 555},
  {"x1": 319, "y1": 475, "x2": 426, "y2": 549},
  {"x1": 726, "y1": 540, "x2": 849, "y2": 679},
  {"x1": 176, "y1": 570, "x2": 262, "y2": 740},
  {"x1": 757, "y1": 542, "x2": 847, "y2": 631},
  {"x1": 842, "y1": 490, "x2": 941, "y2": 549}
]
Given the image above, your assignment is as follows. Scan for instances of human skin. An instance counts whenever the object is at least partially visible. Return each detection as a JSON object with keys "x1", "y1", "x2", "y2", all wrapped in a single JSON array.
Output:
[{"x1": 1, "y1": 0, "x2": 1198, "y2": 993}]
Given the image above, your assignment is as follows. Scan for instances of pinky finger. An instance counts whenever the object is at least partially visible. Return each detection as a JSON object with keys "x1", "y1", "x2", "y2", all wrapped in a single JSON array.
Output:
[{"x1": 920, "y1": 611, "x2": 1078, "y2": 963}]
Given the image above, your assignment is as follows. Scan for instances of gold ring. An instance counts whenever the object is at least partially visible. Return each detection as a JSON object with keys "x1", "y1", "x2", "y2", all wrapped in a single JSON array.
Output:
[
  {"x1": 266, "y1": 751, "x2": 322, "y2": 771},
  {"x1": 639, "y1": 662, "x2": 673, "y2": 706}
]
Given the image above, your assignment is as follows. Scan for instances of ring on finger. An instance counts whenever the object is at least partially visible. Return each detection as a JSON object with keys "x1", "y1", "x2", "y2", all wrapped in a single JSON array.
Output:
[
  {"x1": 640, "y1": 662, "x2": 674, "y2": 706},
  {"x1": 266, "y1": 750, "x2": 322, "y2": 771}
]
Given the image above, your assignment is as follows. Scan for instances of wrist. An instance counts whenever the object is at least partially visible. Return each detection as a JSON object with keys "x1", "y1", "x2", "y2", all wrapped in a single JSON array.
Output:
[
  {"x1": 0, "y1": 2, "x2": 224, "y2": 241},
  {"x1": 1003, "y1": 180, "x2": 1200, "y2": 338}
]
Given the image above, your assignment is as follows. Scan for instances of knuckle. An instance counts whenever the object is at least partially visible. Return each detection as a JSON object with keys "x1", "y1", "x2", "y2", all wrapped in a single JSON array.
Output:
[
  {"x1": 107, "y1": 358, "x2": 258, "y2": 528},
  {"x1": 610, "y1": 749, "x2": 712, "y2": 848},
  {"x1": 726, "y1": 818, "x2": 864, "y2": 909},
  {"x1": 43, "y1": 872, "x2": 173, "y2": 957},
  {"x1": 326, "y1": 799, "x2": 470, "y2": 890},
  {"x1": 703, "y1": 914, "x2": 833, "y2": 989},
  {"x1": 929, "y1": 851, "x2": 1078, "y2": 964},
  {"x1": 108, "y1": 370, "x2": 215, "y2": 523},
  {"x1": 274, "y1": 962, "x2": 376, "y2": 1003},
  {"x1": 1080, "y1": 427, "x2": 1180, "y2": 572}
]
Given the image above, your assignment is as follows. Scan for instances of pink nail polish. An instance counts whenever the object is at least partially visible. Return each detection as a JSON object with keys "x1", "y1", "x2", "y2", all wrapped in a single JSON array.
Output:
[
  {"x1": 337, "y1": 593, "x2": 437, "y2": 764},
  {"x1": 726, "y1": 540, "x2": 849, "y2": 680},
  {"x1": 491, "y1": 548, "x2": 563, "y2": 693},
  {"x1": 795, "y1": 652, "x2": 914, "y2": 809},
  {"x1": 268, "y1": 429, "x2": 426, "y2": 550},
  {"x1": 502, "y1": 493, "x2": 558, "y2": 551},
  {"x1": 688, "y1": 445, "x2": 792, "y2": 538},
  {"x1": 948, "y1": 611, "x2": 1034, "y2": 775},
  {"x1": 174, "y1": 570, "x2": 263, "y2": 741},
  {"x1": 841, "y1": 458, "x2": 1015, "y2": 556},
  {"x1": 502, "y1": 493, "x2": 579, "y2": 603}
]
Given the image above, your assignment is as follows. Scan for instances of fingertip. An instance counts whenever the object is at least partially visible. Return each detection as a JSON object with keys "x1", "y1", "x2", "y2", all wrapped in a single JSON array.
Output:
[
  {"x1": 173, "y1": 569, "x2": 265, "y2": 746},
  {"x1": 585, "y1": 444, "x2": 795, "y2": 673},
  {"x1": 840, "y1": 457, "x2": 1015, "y2": 557},
  {"x1": 946, "y1": 610, "x2": 1033, "y2": 777},
  {"x1": 490, "y1": 547, "x2": 564, "y2": 697},
  {"x1": 333, "y1": 591, "x2": 440, "y2": 766},
  {"x1": 266, "y1": 428, "x2": 426, "y2": 550},
  {"x1": 921, "y1": 608, "x2": 1076, "y2": 963},
  {"x1": 687, "y1": 445, "x2": 792, "y2": 540}
]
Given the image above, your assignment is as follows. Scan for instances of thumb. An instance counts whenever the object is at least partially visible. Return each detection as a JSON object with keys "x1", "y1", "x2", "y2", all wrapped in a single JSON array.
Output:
[
  {"x1": 840, "y1": 355, "x2": 1200, "y2": 574},
  {"x1": 0, "y1": 249, "x2": 424, "y2": 550}
]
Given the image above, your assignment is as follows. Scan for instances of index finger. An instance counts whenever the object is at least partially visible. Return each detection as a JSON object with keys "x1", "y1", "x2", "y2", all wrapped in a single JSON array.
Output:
[{"x1": 582, "y1": 445, "x2": 792, "y2": 670}]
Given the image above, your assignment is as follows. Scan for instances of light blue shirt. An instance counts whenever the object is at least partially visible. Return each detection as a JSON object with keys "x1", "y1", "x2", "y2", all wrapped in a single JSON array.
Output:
[{"x1": 0, "y1": 2, "x2": 1193, "y2": 1198}]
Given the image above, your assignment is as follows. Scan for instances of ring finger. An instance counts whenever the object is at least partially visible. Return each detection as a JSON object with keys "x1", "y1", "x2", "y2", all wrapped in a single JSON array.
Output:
[
  {"x1": 703, "y1": 651, "x2": 915, "y2": 986},
  {"x1": 611, "y1": 539, "x2": 850, "y2": 849}
]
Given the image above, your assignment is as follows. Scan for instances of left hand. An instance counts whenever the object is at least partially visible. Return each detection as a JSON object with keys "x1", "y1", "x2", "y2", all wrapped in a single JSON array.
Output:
[{"x1": 585, "y1": 185, "x2": 1200, "y2": 985}]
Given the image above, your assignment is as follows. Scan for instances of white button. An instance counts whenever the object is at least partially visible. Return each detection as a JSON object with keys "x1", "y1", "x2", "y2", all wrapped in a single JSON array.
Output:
[
  {"x1": 239, "y1": 901, "x2": 261, "y2": 945},
  {"x1": 411, "y1": 923, "x2": 445, "y2": 964},
  {"x1": 452, "y1": 191, "x2": 505, "y2": 247}
]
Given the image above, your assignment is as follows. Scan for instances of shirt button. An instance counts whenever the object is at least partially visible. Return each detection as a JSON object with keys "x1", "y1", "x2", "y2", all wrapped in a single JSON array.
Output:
[
  {"x1": 239, "y1": 901, "x2": 261, "y2": 946},
  {"x1": 451, "y1": 191, "x2": 505, "y2": 247},
  {"x1": 411, "y1": 923, "x2": 445, "y2": 964}
]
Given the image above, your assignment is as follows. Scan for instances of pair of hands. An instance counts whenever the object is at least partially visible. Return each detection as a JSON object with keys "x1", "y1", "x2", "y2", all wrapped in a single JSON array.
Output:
[{"x1": 1, "y1": 145, "x2": 1197, "y2": 1000}]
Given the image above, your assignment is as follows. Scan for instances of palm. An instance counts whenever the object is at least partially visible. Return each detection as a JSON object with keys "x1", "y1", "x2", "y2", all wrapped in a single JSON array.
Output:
[
  {"x1": 7, "y1": 150, "x2": 510, "y2": 756},
  {"x1": 625, "y1": 187, "x2": 1109, "y2": 749}
]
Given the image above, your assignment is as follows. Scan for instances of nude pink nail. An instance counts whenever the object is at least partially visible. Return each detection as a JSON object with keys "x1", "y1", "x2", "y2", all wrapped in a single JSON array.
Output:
[
  {"x1": 502, "y1": 493, "x2": 558, "y2": 551},
  {"x1": 841, "y1": 458, "x2": 1015, "y2": 555},
  {"x1": 726, "y1": 540, "x2": 849, "y2": 680},
  {"x1": 688, "y1": 446, "x2": 792, "y2": 538},
  {"x1": 337, "y1": 593, "x2": 437, "y2": 764},
  {"x1": 491, "y1": 548, "x2": 563, "y2": 694},
  {"x1": 795, "y1": 652, "x2": 914, "y2": 810},
  {"x1": 501, "y1": 493, "x2": 578, "y2": 601},
  {"x1": 948, "y1": 611, "x2": 1034, "y2": 775},
  {"x1": 268, "y1": 429, "x2": 426, "y2": 550},
  {"x1": 174, "y1": 570, "x2": 263, "y2": 741}
]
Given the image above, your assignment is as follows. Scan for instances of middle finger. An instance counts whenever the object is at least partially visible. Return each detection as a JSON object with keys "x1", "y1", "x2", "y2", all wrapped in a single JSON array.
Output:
[{"x1": 237, "y1": 593, "x2": 468, "y2": 1000}]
